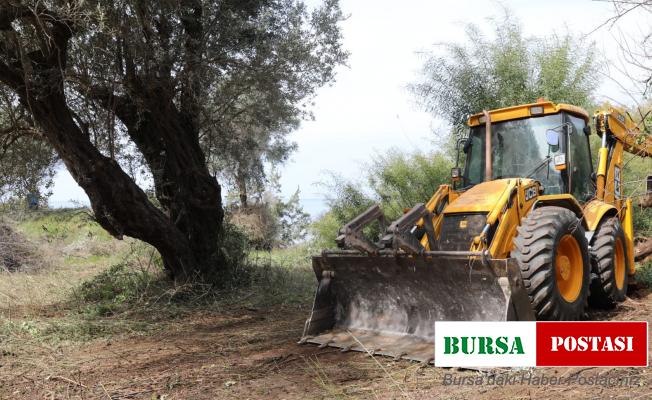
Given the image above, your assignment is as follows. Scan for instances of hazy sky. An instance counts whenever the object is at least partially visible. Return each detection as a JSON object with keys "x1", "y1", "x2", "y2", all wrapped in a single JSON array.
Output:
[{"x1": 48, "y1": 0, "x2": 648, "y2": 215}]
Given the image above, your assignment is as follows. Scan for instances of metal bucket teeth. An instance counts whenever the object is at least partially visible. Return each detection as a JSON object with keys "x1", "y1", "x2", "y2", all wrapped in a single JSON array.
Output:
[{"x1": 300, "y1": 253, "x2": 533, "y2": 362}]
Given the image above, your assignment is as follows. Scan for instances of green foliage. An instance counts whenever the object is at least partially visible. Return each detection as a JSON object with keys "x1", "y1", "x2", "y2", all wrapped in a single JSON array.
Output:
[
  {"x1": 369, "y1": 150, "x2": 453, "y2": 219},
  {"x1": 311, "y1": 211, "x2": 342, "y2": 250},
  {"x1": 313, "y1": 150, "x2": 453, "y2": 248},
  {"x1": 534, "y1": 35, "x2": 597, "y2": 108},
  {"x1": 15, "y1": 208, "x2": 113, "y2": 244},
  {"x1": 320, "y1": 173, "x2": 376, "y2": 227},
  {"x1": 201, "y1": 0, "x2": 349, "y2": 201},
  {"x1": 635, "y1": 261, "x2": 652, "y2": 289},
  {"x1": 220, "y1": 222, "x2": 251, "y2": 274},
  {"x1": 275, "y1": 188, "x2": 311, "y2": 246},
  {"x1": 410, "y1": 11, "x2": 599, "y2": 130},
  {"x1": 0, "y1": 134, "x2": 57, "y2": 204},
  {"x1": 0, "y1": 94, "x2": 58, "y2": 204},
  {"x1": 624, "y1": 155, "x2": 652, "y2": 237},
  {"x1": 75, "y1": 262, "x2": 162, "y2": 316}
]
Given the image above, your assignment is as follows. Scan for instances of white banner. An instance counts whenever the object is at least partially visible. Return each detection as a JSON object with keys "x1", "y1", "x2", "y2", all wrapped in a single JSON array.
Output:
[{"x1": 434, "y1": 321, "x2": 537, "y2": 367}]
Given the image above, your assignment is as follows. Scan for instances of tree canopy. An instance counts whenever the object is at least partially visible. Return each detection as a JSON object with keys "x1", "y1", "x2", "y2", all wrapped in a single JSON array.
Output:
[
  {"x1": 0, "y1": 98, "x2": 57, "y2": 203},
  {"x1": 410, "y1": 13, "x2": 599, "y2": 130}
]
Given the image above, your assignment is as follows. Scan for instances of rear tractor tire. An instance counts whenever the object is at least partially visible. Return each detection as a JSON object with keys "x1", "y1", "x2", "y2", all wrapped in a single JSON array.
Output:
[
  {"x1": 512, "y1": 206, "x2": 590, "y2": 320},
  {"x1": 588, "y1": 217, "x2": 628, "y2": 308}
]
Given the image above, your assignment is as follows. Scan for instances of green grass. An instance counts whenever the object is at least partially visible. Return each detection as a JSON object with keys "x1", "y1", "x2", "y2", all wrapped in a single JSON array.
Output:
[{"x1": 14, "y1": 208, "x2": 113, "y2": 244}]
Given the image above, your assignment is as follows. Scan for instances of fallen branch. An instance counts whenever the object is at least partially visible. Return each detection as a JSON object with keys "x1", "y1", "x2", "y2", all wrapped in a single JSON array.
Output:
[
  {"x1": 46, "y1": 375, "x2": 87, "y2": 388},
  {"x1": 635, "y1": 238, "x2": 652, "y2": 262}
]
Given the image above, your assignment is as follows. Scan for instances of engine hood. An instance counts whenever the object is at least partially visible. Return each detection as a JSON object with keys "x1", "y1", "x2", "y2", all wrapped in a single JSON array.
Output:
[{"x1": 445, "y1": 179, "x2": 520, "y2": 214}]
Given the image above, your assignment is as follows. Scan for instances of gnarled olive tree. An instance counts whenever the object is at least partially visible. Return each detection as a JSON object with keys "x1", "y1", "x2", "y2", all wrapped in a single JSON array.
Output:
[{"x1": 0, "y1": 0, "x2": 346, "y2": 280}]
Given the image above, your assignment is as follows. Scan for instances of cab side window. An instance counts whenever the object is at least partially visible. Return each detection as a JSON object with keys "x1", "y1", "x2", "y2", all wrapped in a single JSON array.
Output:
[{"x1": 568, "y1": 115, "x2": 593, "y2": 202}]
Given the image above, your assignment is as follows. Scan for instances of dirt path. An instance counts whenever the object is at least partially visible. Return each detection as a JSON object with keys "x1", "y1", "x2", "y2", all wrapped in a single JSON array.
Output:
[{"x1": 3, "y1": 294, "x2": 652, "y2": 399}]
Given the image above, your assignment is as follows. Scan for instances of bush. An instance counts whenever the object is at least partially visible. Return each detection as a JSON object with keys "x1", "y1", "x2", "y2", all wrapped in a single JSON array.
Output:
[
  {"x1": 220, "y1": 221, "x2": 251, "y2": 276},
  {"x1": 225, "y1": 187, "x2": 311, "y2": 249},
  {"x1": 410, "y1": 10, "x2": 597, "y2": 129},
  {"x1": 226, "y1": 205, "x2": 279, "y2": 250},
  {"x1": 368, "y1": 150, "x2": 452, "y2": 220},
  {"x1": 311, "y1": 211, "x2": 342, "y2": 250},
  {"x1": 623, "y1": 155, "x2": 652, "y2": 238},
  {"x1": 636, "y1": 261, "x2": 652, "y2": 289},
  {"x1": 74, "y1": 262, "x2": 165, "y2": 316},
  {"x1": 313, "y1": 149, "x2": 453, "y2": 247}
]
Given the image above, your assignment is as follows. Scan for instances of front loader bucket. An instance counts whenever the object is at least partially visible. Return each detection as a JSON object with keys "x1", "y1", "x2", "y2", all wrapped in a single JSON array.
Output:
[{"x1": 300, "y1": 252, "x2": 534, "y2": 363}]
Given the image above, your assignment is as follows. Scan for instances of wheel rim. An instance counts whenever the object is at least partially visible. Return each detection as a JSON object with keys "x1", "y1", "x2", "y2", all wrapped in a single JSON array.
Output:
[
  {"x1": 555, "y1": 234, "x2": 583, "y2": 302},
  {"x1": 614, "y1": 237, "x2": 626, "y2": 290}
]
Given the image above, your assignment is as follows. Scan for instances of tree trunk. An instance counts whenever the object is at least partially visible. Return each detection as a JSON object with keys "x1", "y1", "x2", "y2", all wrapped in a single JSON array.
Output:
[
  {"x1": 29, "y1": 90, "x2": 223, "y2": 280},
  {"x1": 635, "y1": 238, "x2": 652, "y2": 262},
  {"x1": 236, "y1": 165, "x2": 248, "y2": 208},
  {"x1": 89, "y1": 84, "x2": 226, "y2": 280}
]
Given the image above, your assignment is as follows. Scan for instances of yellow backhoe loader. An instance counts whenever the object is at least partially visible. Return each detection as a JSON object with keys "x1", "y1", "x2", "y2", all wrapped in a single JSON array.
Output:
[{"x1": 300, "y1": 100, "x2": 652, "y2": 363}]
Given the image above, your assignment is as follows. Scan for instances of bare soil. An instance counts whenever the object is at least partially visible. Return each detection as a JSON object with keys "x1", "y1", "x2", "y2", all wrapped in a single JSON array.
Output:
[{"x1": 2, "y1": 289, "x2": 652, "y2": 400}]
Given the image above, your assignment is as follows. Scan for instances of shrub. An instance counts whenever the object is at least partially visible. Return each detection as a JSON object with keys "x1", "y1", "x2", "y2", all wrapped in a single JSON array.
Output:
[
  {"x1": 636, "y1": 261, "x2": 652, "y2": 289},
  {"x1": 74, "y1": 262, "x2": 163, "y2": 316},
  {"x1": 313, "y1": 149, "x2": 453, "y2": 247}
]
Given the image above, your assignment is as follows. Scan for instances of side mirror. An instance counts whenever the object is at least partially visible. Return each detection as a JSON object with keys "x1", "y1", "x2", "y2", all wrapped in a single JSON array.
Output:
[
  {"x1": 462, "y1": 138, "x2": 472, "y2": 154},
  {"x1": 583, "y1": 125, "x2": 591, "y2": 136},
  {"x1": 546, "y1": 129, "x2": 559, "y2": 146}
]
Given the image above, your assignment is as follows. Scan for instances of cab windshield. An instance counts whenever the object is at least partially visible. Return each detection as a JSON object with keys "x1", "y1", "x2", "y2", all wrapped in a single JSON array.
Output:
[{"x1": 463, "y1": 114, "x2": 564, "y2": 194}]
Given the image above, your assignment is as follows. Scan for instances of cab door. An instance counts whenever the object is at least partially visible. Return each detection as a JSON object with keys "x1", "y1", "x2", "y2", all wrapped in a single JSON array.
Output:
[{"x1": 565, "y1": 113, "x2": 594, "y2": 203}]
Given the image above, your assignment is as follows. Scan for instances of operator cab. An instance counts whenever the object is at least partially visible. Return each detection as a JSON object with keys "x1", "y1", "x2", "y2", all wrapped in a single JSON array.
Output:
[{"x1": 459, "y1": 102, "x2": 594, "y2": 202}]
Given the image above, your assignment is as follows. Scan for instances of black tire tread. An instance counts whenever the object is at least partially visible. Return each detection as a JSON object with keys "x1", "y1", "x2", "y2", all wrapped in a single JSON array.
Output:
[
  {"x1": 589, "y1": 217, "x2": 628, "y2": 308},
  {"x1": 512, "y1": 206, "x2": 590, "y2": 320}
]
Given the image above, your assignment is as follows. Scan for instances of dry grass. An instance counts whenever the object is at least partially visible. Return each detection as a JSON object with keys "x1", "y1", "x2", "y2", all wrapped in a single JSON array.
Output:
[
  {"x1": 2, "y1": 208, "x2": 652, "y2": 399},
  {"x1": 0, "y1": 210, "x2": 134, "y2": 319}
]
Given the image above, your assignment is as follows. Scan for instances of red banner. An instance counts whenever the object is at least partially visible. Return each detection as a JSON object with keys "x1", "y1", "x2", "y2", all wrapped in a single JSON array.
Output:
[{"x1": 536, "y1": 321, "x2": 648, "y2": 367}]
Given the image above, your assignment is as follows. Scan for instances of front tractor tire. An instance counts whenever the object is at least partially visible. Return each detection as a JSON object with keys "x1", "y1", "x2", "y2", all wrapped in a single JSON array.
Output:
[
  {"x1": 512, "y1": 206, "x2": 590, "y2": 320},
  {"x1": 588, "y1": 217, "x2": 628, "y2": 308}
]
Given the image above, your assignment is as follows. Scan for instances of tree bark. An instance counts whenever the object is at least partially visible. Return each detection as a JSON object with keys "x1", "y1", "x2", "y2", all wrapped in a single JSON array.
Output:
[
  {"x1": 28, "y1": 89, "x2": 220, "y2": 280},
  {"x1": 236, "y1": 165, "x2": 248, "y2": 208},
  {"x1": 110, "y1": 85, "x2": 226, "y2": 280}
]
